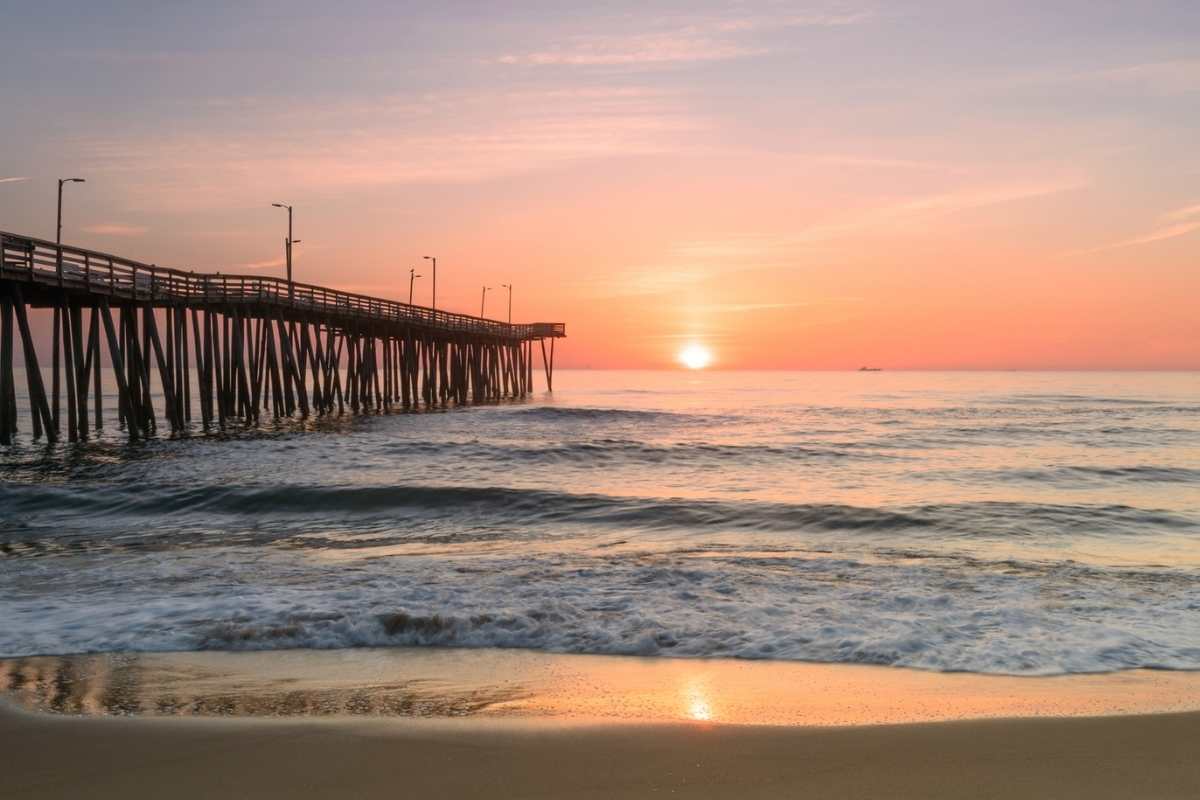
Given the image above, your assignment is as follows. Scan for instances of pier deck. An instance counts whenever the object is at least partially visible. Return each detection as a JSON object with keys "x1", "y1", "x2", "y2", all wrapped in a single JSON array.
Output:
[{"x1": 0, "y1": 231, "x2": 564, "y2": 444}]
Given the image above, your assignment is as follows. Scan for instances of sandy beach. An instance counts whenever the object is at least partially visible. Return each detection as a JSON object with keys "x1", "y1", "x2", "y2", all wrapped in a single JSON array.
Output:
[
  {"x1": 4, "y1": 650, "x2": 1200, "y2": 798},
  {"x1": 3, "y1": 0, "x2": 1198, "y2": 796},
  {"x1": 3, "y1": 704, "x2": 1199, "y2": 799}
]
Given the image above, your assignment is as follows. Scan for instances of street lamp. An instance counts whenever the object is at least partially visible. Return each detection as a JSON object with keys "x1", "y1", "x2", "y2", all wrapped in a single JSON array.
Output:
[
  {"x1": 423, "y1": 255, "x2": 437, "y2": 311},
  {"x1": 57, "y1": 178, "x2": 86, "y2": 244},
  {"x1": 53, "y1": 177, "x2": 85, "y2": 432},
  {"x1": 271, "y1": 203, "x2": 299, "y2": 298},
  {"x1": 500, "y1": 283, "x2": 512, "y2": 324},
  {"x1": 409, "y1": 268, "x2": 422, "y2": 305},
  {"x1": 480, "y1": 285, "x2": 491, "y2": 318}
]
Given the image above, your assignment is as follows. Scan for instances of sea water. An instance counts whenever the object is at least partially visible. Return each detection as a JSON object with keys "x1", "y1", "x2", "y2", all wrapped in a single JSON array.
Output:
[{"x1": 1, "y1": 370, "x2": 1197, "y2": 675}]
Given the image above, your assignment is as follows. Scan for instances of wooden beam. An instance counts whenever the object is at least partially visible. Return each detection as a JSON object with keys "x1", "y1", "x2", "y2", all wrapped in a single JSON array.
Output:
[
  {"x1": 99, "y1": 301, "x2": 138, "y2": 439},
  {"x1": 11, "y1": 285, "x2": 56, "y2": 442}
]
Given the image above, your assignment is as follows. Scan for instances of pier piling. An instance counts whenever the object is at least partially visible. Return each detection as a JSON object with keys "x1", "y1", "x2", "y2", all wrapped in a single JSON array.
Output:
[{"x1": 0, "y1": 231, "x2": 564, "y2": 444}]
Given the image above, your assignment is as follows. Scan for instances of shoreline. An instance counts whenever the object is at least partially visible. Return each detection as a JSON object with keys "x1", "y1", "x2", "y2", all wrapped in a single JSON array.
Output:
[
  {"x1": 6, "y1": 646, "x2": 1200, "y2": 725},
  {"x1": 6, "y1": 647, "x2": 1200, "y2": 797}
]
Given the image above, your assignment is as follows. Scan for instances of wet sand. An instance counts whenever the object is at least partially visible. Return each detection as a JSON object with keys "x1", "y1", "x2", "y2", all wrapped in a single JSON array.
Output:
[
  {"x1": 4, "y1": 649, "x2": 1200, "y2": 798},
  {"x1": 6, "y1": 647, "x2": 1200, "y2": 724},
  {"x1": 3, "y1": 705, "x2": 1200, "y2": 799}
]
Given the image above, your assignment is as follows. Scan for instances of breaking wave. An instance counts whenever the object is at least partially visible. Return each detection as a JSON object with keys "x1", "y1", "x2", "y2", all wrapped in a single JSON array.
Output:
[{"x1": 2, "y1": 372, "x2": 1198, "y2": 676}]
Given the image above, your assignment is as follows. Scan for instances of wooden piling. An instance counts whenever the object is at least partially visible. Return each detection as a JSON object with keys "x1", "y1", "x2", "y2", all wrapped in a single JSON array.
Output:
[
  {"x1": 0, "y1": 287, "x2": 14, "y2": 445},
  {"x1": 12, "y1": 286, "x2": 55, "y2": 443},
  {"x1": 1, "y1": 231, "x2": 562, "y2": 448},
  {"x1": 99, "y1": 301, "x2": 138, "y2": 439}
]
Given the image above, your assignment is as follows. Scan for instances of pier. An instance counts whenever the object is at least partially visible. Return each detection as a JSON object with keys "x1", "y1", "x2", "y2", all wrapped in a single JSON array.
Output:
[{"x1": 0, "y1": 231, "x2": 565, "y2": 444}]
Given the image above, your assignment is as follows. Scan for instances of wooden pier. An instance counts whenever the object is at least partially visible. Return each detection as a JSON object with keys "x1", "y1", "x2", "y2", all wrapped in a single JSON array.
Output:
[{"x1": 0, "y1": 231, "x2": 565, "y2": 444}]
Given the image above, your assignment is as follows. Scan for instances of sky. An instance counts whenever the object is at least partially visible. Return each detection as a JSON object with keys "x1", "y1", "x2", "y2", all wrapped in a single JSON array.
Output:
[{"x1": 1, "y1": 1, "x2": 1197, "y2": 369}]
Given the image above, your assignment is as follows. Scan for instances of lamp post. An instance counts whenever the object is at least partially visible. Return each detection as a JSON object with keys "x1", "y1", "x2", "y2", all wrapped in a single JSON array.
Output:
[
  {"x1": 423, "y1": 255, "x2": 437, "y2": 311},
  {"x1": 56, "y1": 177, "x2": 86, "y2": 244},
  {"x1": 480, "y1": 285, "x2": 491, "y2": 318},
  {"x1": 500, "y1": 283, "x2": 512, "y2": 324},
  {"x1": 409, "y1": 268, "x2": 421, "y2": 305},
  {"x1": 271, "y1": 203, "x2": 299, "y2": 299},
  {"x1": 53, "y1": 177, "x2": 85, "y2": 435}
]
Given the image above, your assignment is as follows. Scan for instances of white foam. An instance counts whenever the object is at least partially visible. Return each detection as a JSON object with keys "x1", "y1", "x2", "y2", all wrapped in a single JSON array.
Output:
[{"x1": 3, "y1": 543, "x2": 1199, "y2": 675}]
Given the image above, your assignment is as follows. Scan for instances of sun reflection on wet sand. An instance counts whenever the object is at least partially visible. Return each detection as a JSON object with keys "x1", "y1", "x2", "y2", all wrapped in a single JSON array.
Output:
[
  {"x1": 683, "y1": 676, "x2": 714, "y2": 722},
  {"x1": 5, "y1": 648, "x2": 1200, "y2": 727}
]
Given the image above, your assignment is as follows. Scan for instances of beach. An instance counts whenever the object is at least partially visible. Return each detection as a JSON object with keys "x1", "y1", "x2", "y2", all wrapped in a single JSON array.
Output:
[
  {"x1": 4, "y1": 0, "x2": 1199, "y2": 793},
  {"x1": 3, "y1": 371, "x2": 1198, "y2": 796},
  {"x1": 4, "y1": 649, "x2": 1200, "y2": 798},
  {"x1": 4, "y1": 703, "x2": 1200, "y2": 799}
]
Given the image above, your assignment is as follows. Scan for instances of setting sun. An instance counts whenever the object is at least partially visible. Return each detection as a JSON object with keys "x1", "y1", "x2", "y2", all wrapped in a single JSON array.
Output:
[{"x1": 678, "y1": 344, "x2": 713, "y2": 370}]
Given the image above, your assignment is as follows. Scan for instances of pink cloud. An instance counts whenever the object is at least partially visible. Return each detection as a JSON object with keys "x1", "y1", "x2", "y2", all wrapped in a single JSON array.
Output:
[
  {"x1": 1163, "y1": 202, "x2": 1200, "y2": 222},
  {"x1": 1074, "y1": 203, "x2": 1200, "y2": 254},
  {"x1": 495, "y1": 10, "x2": 870, "y2": 67},
  {"x1": 241, "y1": 257, "x2": 285, "y2": 270},
  {"x1": 82, "y1": 223, "x2": 149, "y2": 236},
  {"x1": 69, "y1": 86, "x2": 705, "y2": 212},
  {"x1": 497, "y1": 35, "x2": 763, "y2": 66}
]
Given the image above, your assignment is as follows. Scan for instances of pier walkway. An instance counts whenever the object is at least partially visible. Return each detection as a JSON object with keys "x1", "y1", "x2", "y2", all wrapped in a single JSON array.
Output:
[{"x1": 0, "y1": 231, "x2": 564, "y2": 443}]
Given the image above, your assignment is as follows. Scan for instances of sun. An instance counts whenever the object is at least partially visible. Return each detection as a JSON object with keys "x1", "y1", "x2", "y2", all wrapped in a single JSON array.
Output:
[{"x1": 678, "y1": 343, "x2": 713, "y2": 370}]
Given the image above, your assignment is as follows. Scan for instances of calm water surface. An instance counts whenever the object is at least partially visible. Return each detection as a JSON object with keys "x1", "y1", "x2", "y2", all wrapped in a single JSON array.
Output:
[{"x1": 1, "y1": 370, "x2": 1197, "y2": 675}]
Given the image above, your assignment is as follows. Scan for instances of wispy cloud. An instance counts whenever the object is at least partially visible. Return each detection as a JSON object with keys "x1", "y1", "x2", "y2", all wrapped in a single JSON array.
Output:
[
  {"x1": 497, "y1": 35, "x2": 763, "y2": 66},
  {"x1": 0, "y1": 176, "x2": 30, "y2": 184},
  {"x1": 709, "y1": 11, "x2": 872, "y2": 32},
  {"x1": 786, "y1": 179, "x2": 1085, "y2": 244},
  {"x1": 1163, "y1": 203, "x2": 1200, "y2": 222},
  {"x1": 81, "y1": 223, "x2": 148, "y2": 236},
  {"x1": 1086, "y1": 59, "x2": 1200, "y2": 95},
  {"x1": 680, "y1": 180, "x2": 1085, "y2": 257},
  {"x1": 813, "y1": 155, "x2": 956, "y2": 172},
  {"x1": 495, "y1": 10, "x2": 870, "y2": 67},
  {"x1": 972, "y1": 58, "x2": 1200, "y2": 98},
  {"x1": 240, "y1": 257, "x2": 285, "y2": 270},
  {"x1": 598, "y1": 178, "x2": 1081, "y2": 299},
  {"x1": 63, "y1": 48, "x2": 193, "y2": 66},
  {"x1": 1080, "y1": 221, "x2": 1200, "y2": 253},
  {"x1": 1073, "y1": 203, "x2": 1200, "y2": 254},
  {"x1": 691, "y1": 302, "x2": 808, "y2": 313},
  {"x1": 72, "y1": 87, "x2": 704, "y2": 208}
]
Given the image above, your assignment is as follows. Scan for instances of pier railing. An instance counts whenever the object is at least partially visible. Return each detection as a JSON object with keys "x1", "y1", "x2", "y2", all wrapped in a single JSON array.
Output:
[{"x1": 0, "y1": 231, "x2": 564, "y2": 341}]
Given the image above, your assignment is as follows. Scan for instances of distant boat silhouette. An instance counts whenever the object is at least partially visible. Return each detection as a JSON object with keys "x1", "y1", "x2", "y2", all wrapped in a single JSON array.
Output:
[{"x1": 858, "y1": 366, "x2": 882, "y2": 372}]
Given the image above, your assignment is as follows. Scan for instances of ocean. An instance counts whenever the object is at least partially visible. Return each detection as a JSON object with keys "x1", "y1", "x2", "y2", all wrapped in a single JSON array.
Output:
[{"x1": 1, "y1": 370, "x2": 1198, "y2": 676}]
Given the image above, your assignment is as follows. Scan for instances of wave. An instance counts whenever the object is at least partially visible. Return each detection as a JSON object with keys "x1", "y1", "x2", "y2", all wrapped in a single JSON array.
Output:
[
  {"x1": 917, "y1": 465, "x2": 1200, "y2": 486},
  {"x1": 5, "y1": 547, "x2": 1199, "y2": 674},
  {"x1": 507, "y1": 406, "x2": 691, "y2": 422},
  {"x1": 1018, "y1": 465, "x2": 1200, "y2": 483},
  {"x1": 3, "y1": 482, "x2": 1194, "y2": 547},
  {"x1": 380, "y1": 438, "x2": 903, "y2": 465},
  {"x1": 998, "y1": 393, "x2": 1197, "y2": 409},
  {"x1": 503, "y1": 405, "x2": 749, "y2": 427},
  {"x1": 0, "y1": 482, "x2": 929, "y2": 531},
  {"x1": 195, "y1": 599, "x2": 1200, "y2": 676}
]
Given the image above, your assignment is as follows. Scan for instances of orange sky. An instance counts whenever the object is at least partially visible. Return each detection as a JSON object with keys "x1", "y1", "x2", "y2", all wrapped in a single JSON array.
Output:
[{"x1": 2, "y1": 3, "x2": 1198, "y2": 369}]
